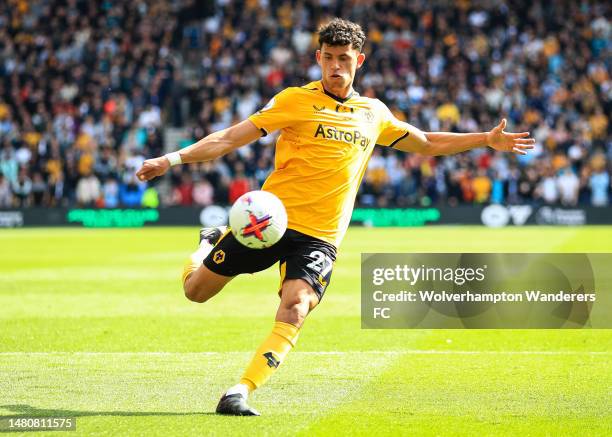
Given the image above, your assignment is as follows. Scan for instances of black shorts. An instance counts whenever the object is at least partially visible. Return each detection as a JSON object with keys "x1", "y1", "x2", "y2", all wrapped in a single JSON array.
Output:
[{"x1": 203, "y1": 228, "x2": 337, "y2": 300}]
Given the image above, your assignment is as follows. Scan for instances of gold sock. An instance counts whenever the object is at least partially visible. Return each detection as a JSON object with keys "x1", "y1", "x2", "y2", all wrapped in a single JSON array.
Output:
[
  {"x1": 239, "y1": 321, "x2": 300, "y2": 391},
  {"x1": 181, "y1": 245, "x2": 213, "y2": 286},
  {"x1": 183, "y1": 227, "x2": 231, "y2": 286}
]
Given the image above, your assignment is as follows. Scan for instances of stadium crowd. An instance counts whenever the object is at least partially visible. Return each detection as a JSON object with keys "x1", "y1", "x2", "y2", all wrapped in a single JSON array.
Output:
[{"x1": 0, "y1": 0, "x2": 610, "y2": 209}]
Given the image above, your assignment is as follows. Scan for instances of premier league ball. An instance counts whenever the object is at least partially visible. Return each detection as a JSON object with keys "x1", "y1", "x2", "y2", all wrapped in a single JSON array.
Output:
[{"x1": 229, "y1": 190, "x2": 287, "y2": 249}]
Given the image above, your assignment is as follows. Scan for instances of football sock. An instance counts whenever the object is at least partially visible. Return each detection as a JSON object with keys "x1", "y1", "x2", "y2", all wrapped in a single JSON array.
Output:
[
  {"x1": 181, "y1": 241, "x2": 214, "y2": 286},
  {"x1": 225, "y1": 383, "x2": 249, "y2": 398},
  {"x1": 239, "y1": 321, "x2": 300, "y2": 392}
]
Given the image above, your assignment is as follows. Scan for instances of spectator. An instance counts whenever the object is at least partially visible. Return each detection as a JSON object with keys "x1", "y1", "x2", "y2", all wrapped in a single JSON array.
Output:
[
  {"x1": 229, "y1": 162, "x2": 251, "y2": 204},
  {"x1": 102, "y1": 178, "x2": 120, "y2": 208},
  {"x1": 557, "y1": 168, "x2": 580, "y2": 206},
  {"x1": 76, "y1": 171, "x2": 101, "y2": 206},
  {"x1": 137, "y1": 105, "x2": 162, "y2": 130},
  {"x1": 254, "y1": 158, "x2": 272, "y2": 189},
  {"x1": 472, "y1": 169, "x2": 492, "y2": 203},
  {"x1": 193, "y1": 178, "x2": 214, "y2": 206},
  {"x1": 459, "y1": 170, "x2": 475, "y2": 203},
  {"x1": 490, "y1": 172, "x2": 505, "y2": 205},
  {"x1": 30, "y1": 172, "x2": 47, "y2": 206},
  {"x1": 12, "y1": 169, "x2": 32, "y2": 207},
  {"x1": 142, "y1": 187, "x2": 160, "y2": 209},
  {"x1": 119, "y1": 181, "x2": 145, "y2": 207},
  {"x1": 94, "y1": 147, "x2": 118, "y2": 181},
  {"x1": 590, "y1": 170, "x2": 610, "y2": 207},
  {"x1": 174, "y1": 173, "x2": 194, "y2": 206},
  {"x1": 506, "y1": 167, "x2": 521, "y2": 204},
  {"x1": 519, "y1": 168, "x2": 539, "y2": 203},
  {"x1": 0, "y1": 173, "x2": 12, "y2": 207},
  {"x1": 539, "y1": 170, "x2": 559, "y2": 205},
  {"x1": 0, "y1": 146, "x2": 18, "y2": 185}
]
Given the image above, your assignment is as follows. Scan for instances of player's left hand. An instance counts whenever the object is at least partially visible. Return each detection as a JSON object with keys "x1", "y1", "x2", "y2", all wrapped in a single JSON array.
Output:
[{"x1": 487, "y1": 119, "x2": 535, "y2": 155}]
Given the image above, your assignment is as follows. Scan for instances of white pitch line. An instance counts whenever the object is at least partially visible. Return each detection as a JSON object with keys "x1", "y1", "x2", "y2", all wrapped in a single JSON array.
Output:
[{"x1": 0, "y1": 350, "x2": 609, "y2": 356}]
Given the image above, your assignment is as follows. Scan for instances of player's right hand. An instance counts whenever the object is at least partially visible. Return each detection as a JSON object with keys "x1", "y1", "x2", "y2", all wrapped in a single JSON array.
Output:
[{"x1": 136, "y1": 156, "x2": 170, "y2": 181}]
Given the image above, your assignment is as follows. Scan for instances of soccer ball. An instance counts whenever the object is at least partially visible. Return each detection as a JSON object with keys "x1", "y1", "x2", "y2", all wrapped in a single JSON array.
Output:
[{"x1": 229, "y1": 190, "x2": 287, "y2": 249}]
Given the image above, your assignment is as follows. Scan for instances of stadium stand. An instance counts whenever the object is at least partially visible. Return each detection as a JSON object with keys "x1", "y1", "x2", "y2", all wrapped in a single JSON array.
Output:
[{"x1": 0, "y1": 0, "x2": 609, "y2": 208}]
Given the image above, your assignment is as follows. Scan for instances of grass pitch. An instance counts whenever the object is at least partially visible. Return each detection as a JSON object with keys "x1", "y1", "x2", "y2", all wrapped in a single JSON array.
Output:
[{"x1": 1, "y1": 226, "x2": 611, "y2": 436}]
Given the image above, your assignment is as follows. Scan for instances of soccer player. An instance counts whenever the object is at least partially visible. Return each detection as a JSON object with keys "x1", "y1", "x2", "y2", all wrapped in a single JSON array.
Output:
[{"x1": 136, "y1": 18, "x2": 534, "y2": 416}]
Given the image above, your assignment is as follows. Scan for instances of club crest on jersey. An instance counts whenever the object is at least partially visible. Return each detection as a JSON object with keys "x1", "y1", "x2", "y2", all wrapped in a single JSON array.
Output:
[
  {"x1": 314, "y1": 124, "x2": 371, "y2": 149},
  {"x1": 360, "y1": 109, "x2": 375, "y2": 123},
  {"x1": 213, "y1": 249, "x2": 225, "y2": 264},
  {"x1": 241, "y1": 212, "x2": 272, "y2": 241}
]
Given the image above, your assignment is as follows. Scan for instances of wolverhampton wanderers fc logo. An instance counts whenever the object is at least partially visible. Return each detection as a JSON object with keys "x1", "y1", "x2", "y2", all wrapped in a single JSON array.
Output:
[
  {"x1": 361, "y1": 109, "x2": 374, "y2": 123},
  {"x1": 213, "y1": 249, "x2": 225, "y2": 264},
  {"x1": 263, "y1": 351, "x2": 280, "y2": 368}
]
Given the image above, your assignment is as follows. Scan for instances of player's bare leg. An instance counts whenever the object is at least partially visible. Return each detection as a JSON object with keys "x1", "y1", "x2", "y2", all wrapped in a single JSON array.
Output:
[
  {"x1": 182, "y1": 227, "x2": 234, "y2": 303},
  {"x1": 274, "y1": 279, "x2": 319, "y2": 327},
  {"x1": 216, "y1": 279, "x2": 318, "y2": 416},
  {"x1": 184, "y1": 264, "x2": 234, "y2": 303}
]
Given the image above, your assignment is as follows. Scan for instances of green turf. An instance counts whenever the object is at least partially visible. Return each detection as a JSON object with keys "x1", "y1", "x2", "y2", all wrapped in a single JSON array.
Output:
[{"x1": 1, "y1": 226, "x2": 611, "y2": 436}]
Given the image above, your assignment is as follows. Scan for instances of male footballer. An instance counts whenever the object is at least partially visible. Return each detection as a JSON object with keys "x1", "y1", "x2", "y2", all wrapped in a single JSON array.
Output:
[{"x1": 136, "y1": 18, "x2": 534, "y2": 415}]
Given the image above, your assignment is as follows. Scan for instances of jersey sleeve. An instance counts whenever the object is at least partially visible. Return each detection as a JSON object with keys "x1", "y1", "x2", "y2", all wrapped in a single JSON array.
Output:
[
  {"x1": 376, "y1": 101, "x2": 412, "y2": 147},
  {"x1": 248, "y1": 88, "x2": 296, "y2": 135}
]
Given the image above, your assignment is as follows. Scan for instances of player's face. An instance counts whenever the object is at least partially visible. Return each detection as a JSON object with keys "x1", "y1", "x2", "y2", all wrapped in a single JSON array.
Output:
[{"x1": 316, "y1": 44, "x2": 365, "y2": 92}]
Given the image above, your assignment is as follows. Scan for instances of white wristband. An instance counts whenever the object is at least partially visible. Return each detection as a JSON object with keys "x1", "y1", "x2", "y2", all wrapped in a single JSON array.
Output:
[{"x1": 165, "y1": 151, "x2": 182, "y2": 166}]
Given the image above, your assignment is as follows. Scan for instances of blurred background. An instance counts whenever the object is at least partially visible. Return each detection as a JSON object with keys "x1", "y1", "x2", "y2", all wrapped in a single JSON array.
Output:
[{"x1": 0, "y1": 0, "x2": 609, "y2": 221}]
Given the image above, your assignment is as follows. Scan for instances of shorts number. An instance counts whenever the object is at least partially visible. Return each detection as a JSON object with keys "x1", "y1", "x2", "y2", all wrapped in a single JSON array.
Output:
[{"x1": 306, "y1": 250, "x2": 333, "y2": 276}]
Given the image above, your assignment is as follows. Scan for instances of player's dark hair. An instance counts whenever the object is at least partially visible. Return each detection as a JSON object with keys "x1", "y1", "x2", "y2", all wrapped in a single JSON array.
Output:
[{"x1": 318, "y1": 18, "x2": 366, "y2": 52}]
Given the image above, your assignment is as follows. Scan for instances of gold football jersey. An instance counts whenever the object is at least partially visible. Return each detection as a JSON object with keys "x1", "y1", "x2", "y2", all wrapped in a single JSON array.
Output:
[{"x1": 248, "y1": 80, "x2": 410, "y2": 247}]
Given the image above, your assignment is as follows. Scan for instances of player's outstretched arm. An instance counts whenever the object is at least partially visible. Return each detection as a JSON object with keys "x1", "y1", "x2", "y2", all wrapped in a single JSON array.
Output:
[
  {"x1": 392, "y1": 119, "x2": 535, "y2": 156},
  {"x1": 136, "y1": 119, "x2": 262, "y2": 181}
]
